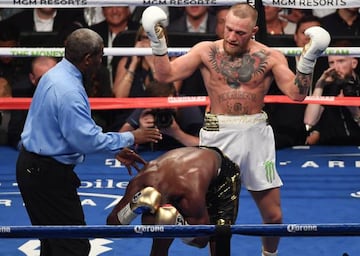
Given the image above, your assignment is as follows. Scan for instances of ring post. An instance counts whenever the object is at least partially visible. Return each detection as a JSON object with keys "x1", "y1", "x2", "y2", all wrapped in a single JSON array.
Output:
[{"x1": 215, "y1": 224, "x2": 231, "y2": 256}]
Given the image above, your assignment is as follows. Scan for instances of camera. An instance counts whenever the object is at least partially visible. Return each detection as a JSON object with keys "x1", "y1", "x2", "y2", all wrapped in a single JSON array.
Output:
[
  {"x1": 324, "y1": 71, "x2": 360, "y2": 97},
  {"x1": 342, "y1": 77, "x2": 360, "y2": 97},
  {"x1": 151, "y1": 108, "x2": 176, "y2": 128}
]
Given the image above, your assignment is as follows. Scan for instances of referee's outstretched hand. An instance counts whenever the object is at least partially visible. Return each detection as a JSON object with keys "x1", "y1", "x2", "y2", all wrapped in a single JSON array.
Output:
[
  {"x1": 132, "y1": 127, "x2": 162, "y2": 145},
  {"x1": 115, "y1": 148, "x2": 147, "y2": 175}
]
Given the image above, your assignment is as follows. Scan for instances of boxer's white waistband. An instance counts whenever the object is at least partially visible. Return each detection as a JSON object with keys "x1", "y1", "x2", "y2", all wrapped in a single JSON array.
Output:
[{"x1": 203, "y1": 111, "x2": 268, "y2": 131}]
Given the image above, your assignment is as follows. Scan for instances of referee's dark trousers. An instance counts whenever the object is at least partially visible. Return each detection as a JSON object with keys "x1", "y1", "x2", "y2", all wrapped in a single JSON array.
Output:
[{"x1": 16, "y1": 147, "x2": 91, "y2": 256}]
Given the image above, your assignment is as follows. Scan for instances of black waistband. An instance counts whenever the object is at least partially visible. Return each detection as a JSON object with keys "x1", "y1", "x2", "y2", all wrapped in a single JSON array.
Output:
[{"x1": 21, "y1": 146, "x2": 75, "y2": 170}]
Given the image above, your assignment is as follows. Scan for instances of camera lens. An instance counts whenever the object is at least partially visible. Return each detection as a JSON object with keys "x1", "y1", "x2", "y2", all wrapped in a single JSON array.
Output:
[{"x1": 153, "y1": 109, "x2": 175, "y2": 128}]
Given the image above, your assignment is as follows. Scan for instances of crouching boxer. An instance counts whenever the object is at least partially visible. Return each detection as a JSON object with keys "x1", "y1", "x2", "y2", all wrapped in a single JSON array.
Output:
[{"x1": 107, "y1": 146, "x2": 241, "y2": 256}]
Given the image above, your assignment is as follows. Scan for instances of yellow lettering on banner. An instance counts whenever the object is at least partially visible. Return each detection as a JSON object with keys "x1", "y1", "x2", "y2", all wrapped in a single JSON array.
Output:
[
  {"x1": 325, "y1": 49, "x2": 350, "y2": 56},
  {"x1": 287, "y1": 49, "x2": 302, "y2": 56},
  {"x1": 10, "y1": 50, "x2": 29, "y2": 56},
  {"x1": 31, "y1": 50, "x2": 63, "y2": 57}
]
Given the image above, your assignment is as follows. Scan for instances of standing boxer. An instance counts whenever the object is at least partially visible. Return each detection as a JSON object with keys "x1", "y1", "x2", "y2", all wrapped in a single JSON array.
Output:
[
  {"x1": 141, "y1": 3, "x2": 330, "y2": 255},
  {"x1": 107, "y1": 146, "x2": 240, "y2": 256}
]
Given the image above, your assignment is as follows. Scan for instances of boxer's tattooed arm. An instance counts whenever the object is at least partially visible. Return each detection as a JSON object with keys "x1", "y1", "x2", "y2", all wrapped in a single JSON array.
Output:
[
  {"x1": 295, "y1": 72, "x2": 312, "y2": 95},
  {"x1": 209, "y1": 46, "x2": 269, "y2": 89}
]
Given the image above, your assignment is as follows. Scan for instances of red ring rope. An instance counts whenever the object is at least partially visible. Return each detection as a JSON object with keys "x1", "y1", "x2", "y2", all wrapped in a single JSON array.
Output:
[{"x1": 0, "y1": 96, "x2": 359, "y2": 110}]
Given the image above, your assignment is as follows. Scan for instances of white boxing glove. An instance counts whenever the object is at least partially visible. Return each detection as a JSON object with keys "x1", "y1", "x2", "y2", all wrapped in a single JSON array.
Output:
[
  {"x1": 297, "y1": 26, "x2": 331, "y2": 74},
  {"x1": 141, "y1": 6, "x2": 168, "y2": 56}
]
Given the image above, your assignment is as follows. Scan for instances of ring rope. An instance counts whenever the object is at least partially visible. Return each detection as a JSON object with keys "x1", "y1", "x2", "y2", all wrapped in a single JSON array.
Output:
[
  {"x1": 2, "y1": 0, "x2": 360, "y2": 8},
  {"x1": 1, "y1": 47, "x2": 359, "y2": 57},
  {"x1": 1, "y1": 224, "x2": 360, "y2": 238},
  {"x1": 0, "y1": 96, "x2": 359, "y2": 111}
]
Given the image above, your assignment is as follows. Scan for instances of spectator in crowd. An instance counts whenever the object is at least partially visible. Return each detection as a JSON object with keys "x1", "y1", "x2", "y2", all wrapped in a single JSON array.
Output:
[
  {"x1": 120, "y1": 80, "x2": 203, "y2": 151},
  {"x1": 7, "y1": 56, "x2": 58, "y2": 149},
  {"x1": 321, "y1": 8, "x2": 360, "y2": 37},
  {"x1": 304, "y1": 44, "x2": 360, "y2": 145},
  {"x1": 0, "y1": 22, "x2": 27, "y2": 85},
  {"x1": 84, "y1": 62, "x2": 114, "y2": 131},
  {"x1": 264, "y1": 6, "x2": 296, "y2": 35},
  {"x1": 0, "y1": 8, "x2": 23, "y2": 21},
  {"x1": 83, "y1": 7, "x2": 105, "y2": 26},
  {"x1": 0, "y1": 8, "x2": 86, "y2": 46},
  {"x1": 16, "y1": 28, "x2": 161, "y2": 256},
  {"x1": 90, "y1": 6, "x2": 139, "y2": 83},
  {"x1": 112, "y1": 26, "x2": 157, "y2": 99},
  {"x1": 88, "y1": 7, "x2": 137, "y2": 130},
  {"x1": 264, "y1": 15, "x2": 328, "y2": 149},
  {"x1": 214, "y1": 6, "x2": 230, "y2": 39},
  {"x1": 129, "y1": 6, "x2": 170, "y2": 27},
  {"x1": 0, "y1": 77, "x2": 11, "y2": 145},
  {"x1": 167, "y1": 6, "x2": 216, "y2": 33},
  {"x1": 280, "y1": 8, "x2": 311, "y2": 23},
  {"x1": 111, "y1": 26, "x2": 160, "y2": 131},
  {"x1": 312, "y1": 9, "x2": 335, "y2": 18}
]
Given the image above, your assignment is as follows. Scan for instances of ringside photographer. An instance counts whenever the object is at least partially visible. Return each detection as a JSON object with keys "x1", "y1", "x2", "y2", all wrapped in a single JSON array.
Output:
[
  {"x1": 304, "y1": 43, "x2": 360, "y2": 145},
  {"x1": 119, "y1": 80, "x2": 204, "y2": 150}
]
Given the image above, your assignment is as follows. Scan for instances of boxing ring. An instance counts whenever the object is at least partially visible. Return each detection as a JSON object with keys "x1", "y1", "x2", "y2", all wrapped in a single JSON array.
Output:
[
  {"x1": 1, "y1": 0, "x2": 360, "y2": 255},
  {"x1": 1, "y1": 145, "x2": 360, "y2": 255}
]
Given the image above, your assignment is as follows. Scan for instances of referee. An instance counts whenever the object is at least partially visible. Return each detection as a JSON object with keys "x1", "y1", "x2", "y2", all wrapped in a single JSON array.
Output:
[{"x1": 16, "y1": 28, "x2": 161, "y2": 256}]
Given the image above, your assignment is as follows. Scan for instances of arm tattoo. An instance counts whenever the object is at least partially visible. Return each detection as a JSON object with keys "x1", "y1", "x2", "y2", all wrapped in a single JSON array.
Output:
[
  {"x1": 295, "y1": 72, "x2": 312, "y2": 95},
  {"x1": 209, "y1": 46, "x2": 268, "y2": 89}
]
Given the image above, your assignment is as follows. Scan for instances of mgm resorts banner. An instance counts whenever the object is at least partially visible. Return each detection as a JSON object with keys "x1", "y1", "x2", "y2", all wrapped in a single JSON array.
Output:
[{"x1": 1, "y1": 0, "x2": 360, "y2": 8}]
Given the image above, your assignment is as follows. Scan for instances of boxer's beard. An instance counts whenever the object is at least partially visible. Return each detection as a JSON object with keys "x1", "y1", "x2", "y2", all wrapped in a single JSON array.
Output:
[{"x1": 223, "y1": 40, "x2": 248, "y2": 57}]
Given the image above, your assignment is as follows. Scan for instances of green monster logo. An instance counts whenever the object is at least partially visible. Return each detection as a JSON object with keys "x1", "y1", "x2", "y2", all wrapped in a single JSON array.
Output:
[{"x1": 264, "y1": 160, "x2": 275, "y2": 183}]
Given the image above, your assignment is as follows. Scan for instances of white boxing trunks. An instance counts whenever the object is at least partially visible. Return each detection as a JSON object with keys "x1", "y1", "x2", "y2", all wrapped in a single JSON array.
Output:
[{"x1": 199, "y1": 112, "x2": 283, "y2": 191}]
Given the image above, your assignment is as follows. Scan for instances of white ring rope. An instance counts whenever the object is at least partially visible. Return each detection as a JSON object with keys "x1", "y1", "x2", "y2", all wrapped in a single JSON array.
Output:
[
  {"x1": 0, "y1": 47, "x2": 360, "y2": 57},
  {"x1": 2, "y1": 0, "x2": 360, "y2": 8}
]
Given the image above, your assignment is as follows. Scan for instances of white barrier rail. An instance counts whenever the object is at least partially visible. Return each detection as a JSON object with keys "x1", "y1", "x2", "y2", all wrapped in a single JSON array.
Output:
[{"x1": 1, "y1": 47, "x2": 360, "y2": 57}]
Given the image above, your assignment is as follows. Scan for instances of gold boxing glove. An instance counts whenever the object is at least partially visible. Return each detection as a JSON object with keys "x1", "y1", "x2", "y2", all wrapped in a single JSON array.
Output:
[
  {"x1": 154, "y1": 204, "x2": 186, "y2": 225},
  {"x1": 117, "y1": 187, "x2": 161, "y2": 224}
]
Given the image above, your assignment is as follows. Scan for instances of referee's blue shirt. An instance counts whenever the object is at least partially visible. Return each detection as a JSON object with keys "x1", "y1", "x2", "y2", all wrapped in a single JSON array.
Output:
[{"x1": 21, "y1": 58, "x2": 134, "y2": 165}]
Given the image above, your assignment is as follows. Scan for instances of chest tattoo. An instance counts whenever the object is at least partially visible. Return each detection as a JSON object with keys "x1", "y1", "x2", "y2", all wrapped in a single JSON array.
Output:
[{"x1": 209, "y1": 47, "x2": 268, "y2": 89}]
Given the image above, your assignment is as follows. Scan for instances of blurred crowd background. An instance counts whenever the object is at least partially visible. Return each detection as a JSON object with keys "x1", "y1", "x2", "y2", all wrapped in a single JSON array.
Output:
[{"x1": 0, "y1": 4, "x2": 359, "y2": 150}]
